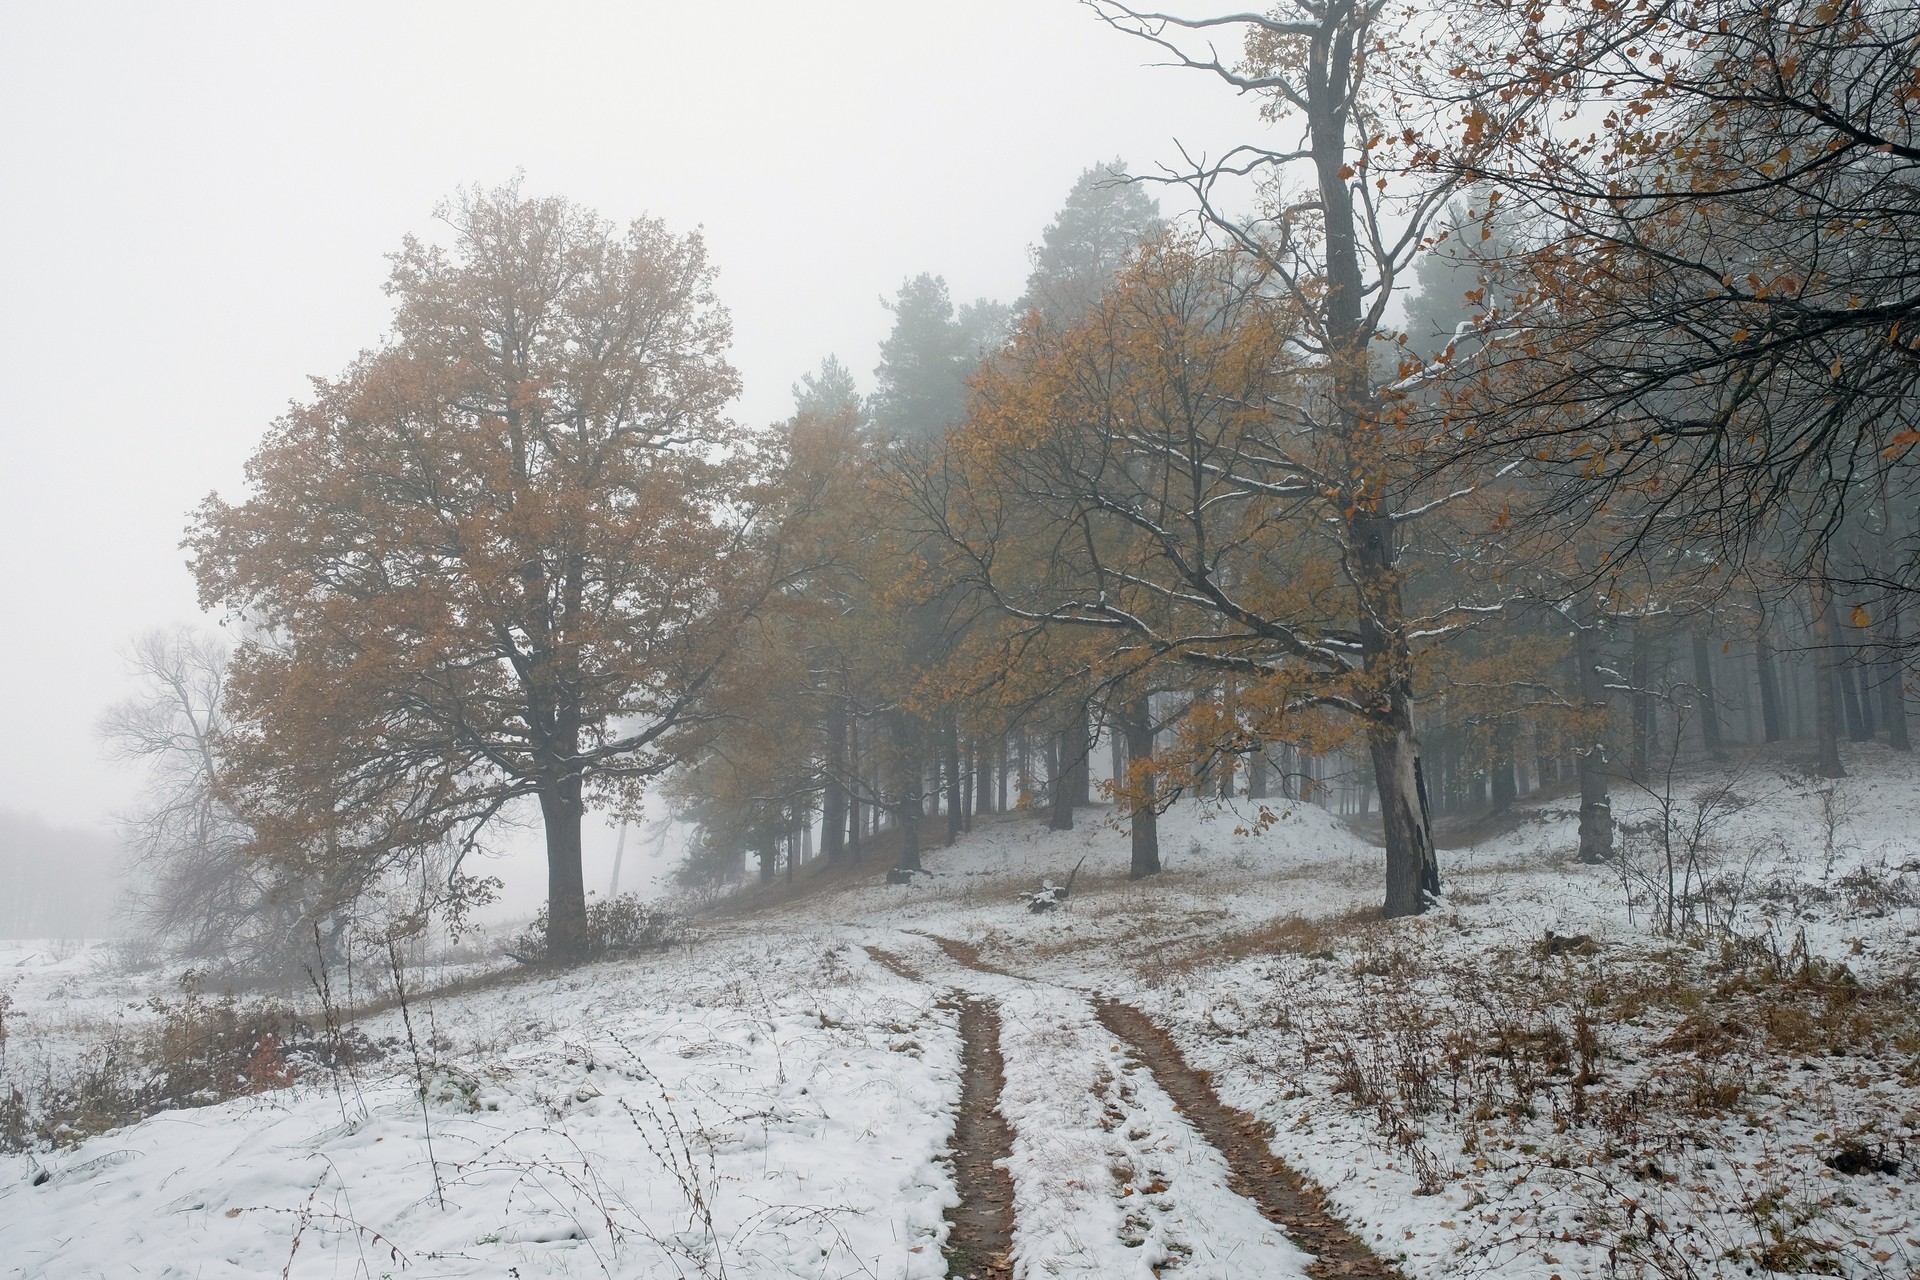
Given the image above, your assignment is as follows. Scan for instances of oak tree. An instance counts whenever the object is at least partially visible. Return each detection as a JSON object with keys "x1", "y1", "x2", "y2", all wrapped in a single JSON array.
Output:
[{"x1": 190, "y1": 184, "x2": 759, "y2": 962}]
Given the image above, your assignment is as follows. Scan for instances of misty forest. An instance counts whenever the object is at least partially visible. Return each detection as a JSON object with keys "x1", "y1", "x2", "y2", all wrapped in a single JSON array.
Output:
[{"x1": 7, "y1": 2, "x2": 1920, "y2": 1277}]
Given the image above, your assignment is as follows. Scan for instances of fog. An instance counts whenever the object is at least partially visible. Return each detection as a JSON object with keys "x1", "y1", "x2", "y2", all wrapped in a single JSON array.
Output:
[{"x1": 0, "y1": 2, "x2": 1256, "y2": 921}]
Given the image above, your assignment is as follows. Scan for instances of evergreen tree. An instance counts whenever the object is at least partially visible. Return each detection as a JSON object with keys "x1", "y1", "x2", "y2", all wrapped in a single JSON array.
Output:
[
  {"x1": 1021, "y1": 159, "x2": 1164, "y2": 325},
  {"x1": 793, "y1": 354, "x2": 863, "y2": 422},
  {"x1": 871, "y1": 274, "x2": 993, "y2": 442}
]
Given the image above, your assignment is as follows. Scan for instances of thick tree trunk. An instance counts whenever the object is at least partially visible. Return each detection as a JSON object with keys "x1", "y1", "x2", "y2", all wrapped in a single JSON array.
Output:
[
  {"x1": 1808, "y1": 576, "x2": 1847, "y2": 777},
  {"x1": 1247, "y1": 746, "x2": 1269, "y2": 800},
  {"x1": 1572, "y1": 601, "x2": 1614, "y2": 864},
  {"x1": 1121, "y1": 697, "x2": 1160, "y2": 879},
  {"x1": 1048, "y1": 729, "x2": 1074, "y2": 831},
  {"x1": 891, "y1": 711, "x2": 924, "y2": 871},
  {"x1": 539, "y1": 771, "x2": 590, "y2": 962},
  {"x1": 1067, "y1": 705, "x2": 1092, "y2": 808},
  {"x1": 1691, "y1": 628, "x2": 1724, "y2": 758},
  {"x1": 1370, "y1": 718, "x2": 1439, "y2": 916}
]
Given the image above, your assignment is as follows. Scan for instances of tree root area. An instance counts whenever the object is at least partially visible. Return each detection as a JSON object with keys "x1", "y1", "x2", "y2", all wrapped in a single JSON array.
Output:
[
  {"x1": 940, "y1": 993, "x2": 1016, "y2": 1280},
  {"x1": 1092, "y1": 998, "x2": 1408, "y2": 1280}
]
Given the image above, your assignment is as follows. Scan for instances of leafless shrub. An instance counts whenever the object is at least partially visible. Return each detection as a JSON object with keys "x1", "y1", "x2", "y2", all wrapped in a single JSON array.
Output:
[{"x1": 0, "y1": 972, "x2": 372, "y2": 1153}]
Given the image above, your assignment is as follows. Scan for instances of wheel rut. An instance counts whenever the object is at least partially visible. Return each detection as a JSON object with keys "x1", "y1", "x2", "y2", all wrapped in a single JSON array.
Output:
[
  {"x1": 922, "y1": 933, "x2": 1408, "y2": 1280},
  {"x1": 938, "y1": 993, "x2": 1016, "y2": 1280}
]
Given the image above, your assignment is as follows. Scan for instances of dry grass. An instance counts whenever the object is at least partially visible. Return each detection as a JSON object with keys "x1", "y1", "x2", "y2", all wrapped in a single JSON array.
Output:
[
  {"x1": 0, "y1": 982, "x2": 363, "y2": 1153},
  {"x1": 1160, "y1": 917, "x2": 1920, "y2": 1276},
  {"x1": 1134, "y1": 906, "x2": 1387, "y2": 981}
]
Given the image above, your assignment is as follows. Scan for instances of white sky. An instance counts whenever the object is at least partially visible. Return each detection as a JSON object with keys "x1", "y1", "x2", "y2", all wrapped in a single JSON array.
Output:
[{"x1": 0, "y1": 1, "x2": 1260, "y2": 907}]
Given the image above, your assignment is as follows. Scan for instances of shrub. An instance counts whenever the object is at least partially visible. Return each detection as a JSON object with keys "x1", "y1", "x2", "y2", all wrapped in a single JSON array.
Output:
[{"x1": 506, "y1": 893, "x2": 687, "y2": 965}]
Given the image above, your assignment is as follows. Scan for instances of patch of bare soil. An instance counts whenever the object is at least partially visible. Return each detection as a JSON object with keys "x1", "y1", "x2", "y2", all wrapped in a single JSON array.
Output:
[
  {"x1": 917, "y1": 932, "x2": 1021, "y2": 978},
  {"x1": 1092, "y1": 999, "x2": 1409, "y2": 1280},
  {"x1": 862, "y1": 945, "x2": 923, "y2": 981},
  {"x1": 940, "y1": 993, "x2": 1016, "y2": 1280}
]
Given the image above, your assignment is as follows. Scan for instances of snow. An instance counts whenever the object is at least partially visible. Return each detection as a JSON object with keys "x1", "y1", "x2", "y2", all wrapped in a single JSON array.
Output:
[{"x1": 7, "y1": 744, "x2": 1920, "y2": 1278}]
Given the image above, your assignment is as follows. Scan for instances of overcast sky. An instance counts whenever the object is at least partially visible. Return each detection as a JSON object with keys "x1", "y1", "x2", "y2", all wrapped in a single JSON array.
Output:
[{"x1": 0, "y1": 1, "x2": 1260, "y2": 904}]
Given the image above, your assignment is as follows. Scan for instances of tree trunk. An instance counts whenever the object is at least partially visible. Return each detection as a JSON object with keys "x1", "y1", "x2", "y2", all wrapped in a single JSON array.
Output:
[
  {"x1": 1017, "y1": 730, "x2": 1032, "y2": 808},
  {"x1": 962, "y1": 736, "x2": 975, "y2": 831},
  {"x1": 1881, "y1": 603, "x2": 1912, "y2": 751},
  {"x1": 1489, "y1": 719, "x2": 1517, "y2": 812},
  {"x1": 539, "y1": 768, "x2": 590, "y2": 963},
  {"x1": 823, "y1": 708, "x2": 848, "y2": 863},
  {"x1": 945, "y1": 713, "x2": 963, "y2": 845},
  {"x1": 846, "y1": 716, "x2": 863, "y2": 864},
  {"x1": 997, "y1": 736, "x2": 1009, "y2": 812},
  {"x1": 1808, "y1": 576, "x2": 1847, "y2": 777},
  {"x1": 1370, "y1": 715, "x2": 1439, "y2": 916},
  {"x1": 1048, "y1": 729, "x2": 1074, "y2": 831},
  {"x1": 1691, "y1": 628, "x2": 1724, "y2": 758},
  {"x1": 1572, "y1": 601, "x2": 1614, "y2": 864},
  {"x1": 891, "y1": 711, "x2": 924, "y2": 871},
  {"x1": 1121, "y1": 697, "x2": 1160, "y2": 878},
  {"x1": 1755, "y1": 607, "x2": 1784, "y2": 743},
  {"x1": 1067, "y1": 704, "x2": 1092, "y2": 808},
  {"x1": 1630, "y1": 617, "x2": 1654, "y2": 783},
  {"x1": 1247, "y1": 746, "x2": 1269, "y2": 799},
  {"x1": 1840, "y1": 648, "x2": 1872, "y2": 741},
  {"x1": 975, "y1": 734, "x2": 994, "y2": 815}
]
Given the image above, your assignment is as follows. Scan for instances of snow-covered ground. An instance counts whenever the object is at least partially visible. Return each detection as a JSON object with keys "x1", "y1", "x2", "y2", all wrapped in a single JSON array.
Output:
[{"x1": 6, "y1": 744, "x2": 1919, "y2": 1278}]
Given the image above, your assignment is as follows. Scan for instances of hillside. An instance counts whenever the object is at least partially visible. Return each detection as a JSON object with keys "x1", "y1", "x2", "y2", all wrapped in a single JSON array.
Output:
[{"x1": 4, "y1": 745, "x2": 1918, "y2": 1279}]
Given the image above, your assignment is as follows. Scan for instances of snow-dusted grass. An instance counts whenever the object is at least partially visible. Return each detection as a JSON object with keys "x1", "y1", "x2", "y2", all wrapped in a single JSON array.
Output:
[
  {"x1": 7, "y1": 743, "x2": 1920, "y2": 1278},
  {"x1": 5, "y1": 931, "x2": 959, "y2": 1279}
]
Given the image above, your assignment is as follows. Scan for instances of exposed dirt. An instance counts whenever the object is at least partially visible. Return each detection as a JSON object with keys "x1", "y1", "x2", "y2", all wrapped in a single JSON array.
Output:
[
  {"x1": 917, "y1": 931, "x2": 1020, "y2": 978},
  {"x1": 1093, "y1": 999, "x2": 1409, "y2": 1280},
  {"x1": 939, "y1": 994, "x2": 1016, "y2": 1280},
  {"x1": 917, "y1": 931, "x2": 1407, "y2": 1280},
  {"x1": 861, "y1": 944, "x2": 923, "y2": 981}
]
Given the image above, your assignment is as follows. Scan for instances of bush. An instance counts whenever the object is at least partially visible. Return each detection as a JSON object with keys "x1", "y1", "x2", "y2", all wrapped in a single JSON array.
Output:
[
  {"x1": 506, "y1": 893, "x2": 687, "y2": 965},
  {"x1": 0, "y1": 973, "x2": 372, "y2": 1153}
]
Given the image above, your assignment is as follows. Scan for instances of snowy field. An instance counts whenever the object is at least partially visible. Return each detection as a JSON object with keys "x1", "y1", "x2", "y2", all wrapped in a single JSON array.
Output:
[{"x1": 6, "y1": 744, "x2": 1919, "y2": 1278}]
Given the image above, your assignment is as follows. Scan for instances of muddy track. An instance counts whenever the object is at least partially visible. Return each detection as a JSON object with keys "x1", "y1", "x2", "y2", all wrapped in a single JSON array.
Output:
[
  {"x1": 938, "y1": 994, "x2": 1016, "y2": 1280},
  {"x1": 1093, "y1": 999, "x2": 1407, "y2": 1280},
  {"x1": 921, "y1": 933, "x2": 1407, "y2": 1280},
  {"x1": 918, "y1": 931, "x2": 1019, "y2": 978},
  {"x1": 862, "y1": 944, "x2": 924, "y2": 981}
]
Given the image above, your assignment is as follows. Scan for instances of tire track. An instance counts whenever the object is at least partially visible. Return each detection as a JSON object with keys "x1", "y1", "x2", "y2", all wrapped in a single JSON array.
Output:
[
  {"x1": 921, "y1": 932, "x2": 1407, "y2": 1280},
  {"x1": 1093, "y1": 999, "x2": 1405, "y2": 1280},
  {"x1": 865, "y1": 942, "x2": 1014, "y2": 1277},
  {"x1": 938, "y1": 994, "x2": 1016, "y2": 1280}
]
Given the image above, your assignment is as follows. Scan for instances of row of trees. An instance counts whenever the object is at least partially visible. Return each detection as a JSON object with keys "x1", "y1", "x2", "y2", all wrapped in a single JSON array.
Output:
[{"x1": 115, "y1": 0, "x2": 1915, "y2": 972}]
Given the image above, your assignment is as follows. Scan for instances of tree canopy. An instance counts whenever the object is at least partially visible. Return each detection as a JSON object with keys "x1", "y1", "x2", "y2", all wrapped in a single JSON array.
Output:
[{"x1": 189, "y1": 183, "x2": 764, "y2": 961}]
